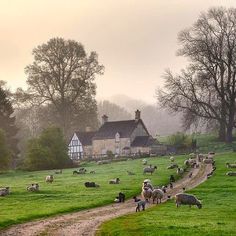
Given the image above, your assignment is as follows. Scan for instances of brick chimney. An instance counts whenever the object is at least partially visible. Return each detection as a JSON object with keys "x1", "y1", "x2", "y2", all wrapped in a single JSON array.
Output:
[
  {"x1": 102, "y1": 115, "x2": 108, "y2": 124},
  {"x1": 135, "y1": 109, "x2": 141, "y2": 122}
]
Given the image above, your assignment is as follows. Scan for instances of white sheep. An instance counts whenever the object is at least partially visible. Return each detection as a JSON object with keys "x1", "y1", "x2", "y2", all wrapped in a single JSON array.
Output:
[
  {"x1": 175, "y1": 193, "x2": 202, "y2": 209},
  {"x1": 226, "y1": 163, "x2": 236, "y2": 168},
  {"x1": 142, "y1": 187, "x2": 153, "y2": 202},
  {"x1": 152, "y1": 188, "x2": 164, "y2": 204},
  {"x1": 45, "y1": 175, "x2": 54, "y2": 183},
  {"x1": 27, "y1": 183, "x2": 39, "y2": 192}
]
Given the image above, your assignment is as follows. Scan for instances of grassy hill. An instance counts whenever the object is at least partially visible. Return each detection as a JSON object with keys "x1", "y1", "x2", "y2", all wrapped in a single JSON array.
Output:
[
  {"x1": 97, "y1": 152, "x2": 236, "y2": 236},
  {"x1": 0, "y1": 156, "x2": 186, "y2": 229}
]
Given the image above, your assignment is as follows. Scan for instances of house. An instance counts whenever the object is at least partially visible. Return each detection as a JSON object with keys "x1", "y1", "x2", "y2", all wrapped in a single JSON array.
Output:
[
  {"x1": 68, "y1": 129, "x2": 96, "y2": 160},
  {"x1": 68, "y1": 110, "x2": 156, "y2": 159}
]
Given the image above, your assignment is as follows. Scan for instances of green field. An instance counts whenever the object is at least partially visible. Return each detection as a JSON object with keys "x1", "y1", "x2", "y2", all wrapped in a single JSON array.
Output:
[
  {"x1": 0, "y1": 156, "x2": 186, "y2": 229},
  {"x1": 97, "y1": 153, "x2": 236, "y2": 236}
]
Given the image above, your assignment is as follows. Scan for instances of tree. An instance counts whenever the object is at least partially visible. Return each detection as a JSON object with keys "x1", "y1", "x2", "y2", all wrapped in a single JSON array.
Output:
[
  {"x1": 158, "y1": 7, "x2": 236, "y2": 142},
  {"x1": 0, "y1": 85, "x2": 19, "y2": 164},
  {"x1": 25, "y1": 37, "x2": 104, "y2": 137},
  {"x1": 0, "y1": 129, "x2": 11, "y2": 170},
  {"x1": 167, "y1": 132, "x2": 192, "y2": 152},
  {"x1": 25, "y1": 126, "x2": 72, "y2": 171}
]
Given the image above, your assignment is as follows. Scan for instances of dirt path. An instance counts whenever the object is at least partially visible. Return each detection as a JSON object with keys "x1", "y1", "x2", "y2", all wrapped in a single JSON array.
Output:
[{"x1": 0, "y1": 163, "x2": 212, "y2": 236}]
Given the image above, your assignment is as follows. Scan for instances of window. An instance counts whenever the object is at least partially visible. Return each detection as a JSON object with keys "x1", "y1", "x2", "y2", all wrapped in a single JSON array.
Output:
[
  {"x1": 115, "y1": 132, "x2": 120, "y2": 142},
  {"x1": 72, "y1": 140, "x2": 78, "y2": 146}
]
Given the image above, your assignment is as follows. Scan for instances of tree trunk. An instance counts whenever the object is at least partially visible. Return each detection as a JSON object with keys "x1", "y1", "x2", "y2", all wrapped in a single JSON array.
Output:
[{"x1": 218, "y1": 121, "x2": 226, "y2": 141}]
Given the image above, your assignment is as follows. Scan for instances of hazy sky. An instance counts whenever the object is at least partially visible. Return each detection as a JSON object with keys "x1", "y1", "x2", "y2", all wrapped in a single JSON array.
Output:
[{"x1": 1, "y1": 0, "x2": 236, "y2": 103}]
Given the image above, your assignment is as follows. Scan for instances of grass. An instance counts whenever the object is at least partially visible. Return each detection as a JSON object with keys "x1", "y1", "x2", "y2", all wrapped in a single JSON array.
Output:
[
  {"x1": 0, "y1": 156, "x2": 187, "y2": 229},
  {"x1": 97, "y1": 152, "x2": 236, "y2": 236}
]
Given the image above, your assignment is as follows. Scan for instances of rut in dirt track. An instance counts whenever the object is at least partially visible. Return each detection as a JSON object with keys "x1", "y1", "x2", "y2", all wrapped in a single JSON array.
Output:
[{"x1": 0, "y1": 163, "x2": 212, "y2": 236}]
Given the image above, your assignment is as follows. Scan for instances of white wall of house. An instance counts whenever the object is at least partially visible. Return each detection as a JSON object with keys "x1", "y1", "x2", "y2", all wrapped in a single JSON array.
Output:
[{"x1": 68, "y1": 133, "x2": 83, "y2": 160}]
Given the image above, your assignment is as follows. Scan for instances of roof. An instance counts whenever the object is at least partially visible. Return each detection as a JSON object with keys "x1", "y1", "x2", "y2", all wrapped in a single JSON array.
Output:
[
  {"x1": 131, "y1": 136, "x2": 156, "y2": 147},
  {"x1": 75, "y1": 131, "x2": 96, "y2": 146},
  {"x1": 93, "y1": 119, "x2": 149, "y2": 140}
]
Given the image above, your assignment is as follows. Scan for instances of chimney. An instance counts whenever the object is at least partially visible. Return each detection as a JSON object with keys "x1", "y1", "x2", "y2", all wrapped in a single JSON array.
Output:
[
  {"x1": 135, "y1": 109, "x2": 141, "y2": 121},
  {"x1": 85, "y1": 126, "x2": 92, "y2": 132},
  {"x1": 102, "y1": 115, "x2": 108, "y2": 124}
]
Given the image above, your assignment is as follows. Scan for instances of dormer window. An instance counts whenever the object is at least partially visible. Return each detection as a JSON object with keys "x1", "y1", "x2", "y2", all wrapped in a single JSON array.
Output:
[{"x1": 115, "y1": 132, "x2": 120, "y2": 142}]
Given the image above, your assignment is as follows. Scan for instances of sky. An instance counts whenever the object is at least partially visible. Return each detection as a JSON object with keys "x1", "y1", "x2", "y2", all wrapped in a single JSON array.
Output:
[{"x1": 1, "y1": 0, "x2": 236, "y2": 104}]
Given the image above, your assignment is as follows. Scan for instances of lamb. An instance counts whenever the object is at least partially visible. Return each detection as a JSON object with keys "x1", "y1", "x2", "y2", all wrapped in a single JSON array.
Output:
[
  {"x1": 54, "y1": 169, "x2": 62, "y2": 174},
  {"x1": 175, "y1": 193, "x2": 202, "y2": 209},
  {"x1": 226, "y1": 171, "x2": 236, "y2": 176},
  {"x1": 177, "y1": 167, "x2": 184, "y2": 175},
  {"x1": 142, "y1": 187, "x2": 153, "y2": 202},
  {"x1": 133, "y1": 196, "x2": 146, "y2": 212},
  {"x1": 27, "y1": 183, "x2": 39, "y2": 192},
  {"x1": 109, "y1": 178, "x2": 120, "y2": 184},
  {"x1": 143, "y1": 166, "x2": 157, "y2": 175},
  {"x1": 45, "y1": 175, "x2": 54, "y2": 183},
  {"x1": 167, "y1": 163, "x2": 178, "y2": 169},
  {"x1": 152, "y1": 188, "x2": 164, "y2": 204},
  {"x1": 84, "y1": 182, "x2": 100, "y2": 187},
  {"x1": 226, "y1": 163, "x2": 236, "y2": 168},
  {"x1": 0, "y1": 187, "x2": 10, "y2": 196}
]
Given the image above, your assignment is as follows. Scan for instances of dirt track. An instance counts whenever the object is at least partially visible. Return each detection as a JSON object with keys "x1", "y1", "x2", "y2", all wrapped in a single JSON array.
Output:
[{"x1": 0, "y1": 163, "x2": 212, "y2": 236}]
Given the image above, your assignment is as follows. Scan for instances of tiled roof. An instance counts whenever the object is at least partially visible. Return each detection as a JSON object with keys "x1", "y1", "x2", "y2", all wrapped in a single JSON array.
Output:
[{"x1": 75, "y1": 131, "x2": 96, "y2": 146}]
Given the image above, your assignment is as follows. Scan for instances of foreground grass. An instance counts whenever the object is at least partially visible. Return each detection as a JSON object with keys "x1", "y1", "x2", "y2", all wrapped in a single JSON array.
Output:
[
  {"x1": 97, "y1": 153, "x2": 236, "y2": 236},
  {"x1": 0, "y1": 156, "x2": 186, "y2": 229}
]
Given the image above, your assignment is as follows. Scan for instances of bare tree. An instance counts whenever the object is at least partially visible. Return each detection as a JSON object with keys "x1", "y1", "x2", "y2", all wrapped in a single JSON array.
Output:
[{"x1": 158, "y1": 7, "x2": 236, "y2": 142}]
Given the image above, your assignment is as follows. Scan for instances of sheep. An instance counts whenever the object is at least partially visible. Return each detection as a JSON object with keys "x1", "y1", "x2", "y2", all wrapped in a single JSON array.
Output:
[
  {"x1": 109, "y1": 178, "x2": 120, "y2": 184},
  {"x1": 84, "y1": 182, "x2": 100, "y2": 187},
  {"x1": 27, "y1": 183, "x2": 39, "y2": 192},
  {"x1": 133, "y1": 196, "x2": 146, "y2": 212},
  {"x1": 177, "y1": 167, "x2": 184, "y2": 175},
  {"x1": 143, "y1": 166, "x2": 157, "y2": 175},
  {"x1": 167, "y1": 163, "x2": 179, "y2": 169},
  {"x1": 175, "y1": 193, "x2": 202, "y2": 209},
  {"x1": 142, "y1": 180, "x2": 154, "y2": 190},
  {"x1": 114, "y1": 192, "x2": 125, "y2": 203},
  {"x1": 152, "y1": 188, "x2": 164, "y2": 204},
  {"x1": 226, "y1": 171, "x2": 236, "y2": 176},
  {"x1": 142, "y1": 187, "x2": 153, "y2": 202},
  {"x1": 73, "y1": 168, "x2": 87, "y2": 174},
  {"x1": 45, "y1": 175, "x2": 54, "y2": 183},
  {"x1": 54, "y1": 169, "x2": 62, "y2": 174},
  {"x1": 185, "y1": 159, "x2": 197, "y2": 167},
  {"x1": 127, "y1": 170, "x2": 135, "y2": 175},
  {"x1": 170, "y1": 156, "x2": 175, "y2": 162},
  {"x1": 0, "y1": 187, "x2": 10, "y2": 196},
  {"x1": 226, "y1": 163, "x2": 236, "y2": 168},
  {"x1": 203, "y1": 159, "x2": 214, "y2": 164}
]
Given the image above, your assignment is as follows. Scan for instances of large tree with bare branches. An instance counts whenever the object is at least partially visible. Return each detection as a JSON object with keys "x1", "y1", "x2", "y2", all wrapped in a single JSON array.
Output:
[
  {"x1": 158, "y1": 7, "x2": 236, "y2": 142},
  {"x1": 25, "y1": 38, "x2": 104, "y2": 137}
]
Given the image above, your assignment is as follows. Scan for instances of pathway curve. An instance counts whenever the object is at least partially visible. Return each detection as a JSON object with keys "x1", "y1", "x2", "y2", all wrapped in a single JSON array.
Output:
[{"x1": 0, "y1": 163, "x2": 212, "y2": 236}]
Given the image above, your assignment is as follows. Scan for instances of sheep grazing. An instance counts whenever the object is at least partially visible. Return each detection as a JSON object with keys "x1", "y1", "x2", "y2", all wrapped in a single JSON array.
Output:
[
  {"x1": 226, "y1": 163, "x2": 236, "y2": 168},
  {"x1": 27, "y1": 183, "x2": 39, "y2": 192},
  {"x1": 133, "y1": 196, "x2": 146, "y2": 212},
  {"x1": 152, "y1": 188, "x2": 164, "y2": 204},
  {"x1": 143, "y1": 166, "x2": 157, "y2": 175},
  {"x1": 177, "y1": 167, "x2": 184, "y2": 175},
  {"x1": 127, "y1": 170, "x2": 135, "y2": 175},
  {"x1": 226, "y1": 171, "x2": 236, "y2": 176},
  {"x1": 84, "y1": 182, "x2": 100, "y2": 187},
  {"x1": 170, "y1": 156, "x2": 175, "y2": 162},
  {"x1": 0, "y1": 187, "x2": 10, "y2": 196},
  {"x1": 109, "y1": 178, "x2": 120, "y2": 184},
  {"x1": 114, "y1": 192, "x2": 125, "y2": 203},
  {"x1": 45, "y1": 175, "x2": 54, "y2": 183},
  {"x1": 73, "y1": 168, "x2": 87, "y2": 175},
  {"x1": 175, "y1": 193, "x2": 202, "y2": 209},
  {"x1": 142, "y1": 187, "x2": 153, "y2": 202},
  {"x1": 54, "y1": 169, "x2": 62, "y2": 174},
  {"x1": 167, "y1": 163, "x2": 178, "y2": 169}
]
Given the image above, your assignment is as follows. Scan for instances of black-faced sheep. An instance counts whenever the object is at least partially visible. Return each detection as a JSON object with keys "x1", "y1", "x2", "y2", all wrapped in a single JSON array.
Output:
[
  {"x1": 143, "y1": 166, "x2": 157, "y2": 175},
  {"x1": 109, "y1": 178, "x2": 120, "y2": 184},
  {"x1": 84, "y1": 182, "x2": 100, "y2": 187},
  {"x1": 175, "y1": 193, "x2": 202, "y2": 209},
  {"x1": 133, "y1": 196, "x2": 146, "y2": 212},
  {"x1": 0, "y1": 187, "x2": 10, "y2": 196},
  {"x1": 226, "y1": 163, "x2": 236, "y2": 168},
  {"x1": 45, "y1": 175, "x2": 54, "y2": 183},
  {"x1": 226, "y1": 171, "x2": 236, "y2": 176},
  {"x1": 152, "y1": 188, "x2": 164, "y2": 204},
  {"x1": 27, "y1": 183, "x2": 39, "y2": 192},
  {"x1": 142, "y1": 181, "x2": 154, "y2": 191}
]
